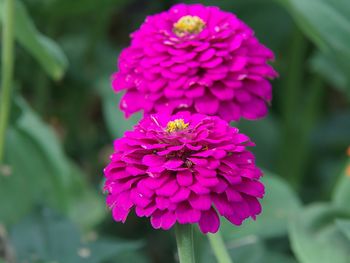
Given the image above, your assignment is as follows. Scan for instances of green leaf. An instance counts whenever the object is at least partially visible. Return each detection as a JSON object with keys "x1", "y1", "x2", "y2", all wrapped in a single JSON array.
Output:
[
  {"x1": 336, "y1": 219, "x2": 350, "y2": 241},
  {"x1": 113, "y1": 250, "x2": 151, "y2": 263},
  {"x1": 0, "y1": 97, "x2": 104, "y2": 228},
  {"x1": 310, "y1": 52, "x2": 348, "y2": 93},
  {"x1": 65, "y1": 162, "x2": 106, "y2": 230},
  {"x1": 0, "y1": 126, "x2": 61, "y2": 224},
  {"x1": 187, "y1": 0, "x2": 293, "y2": 52},
  {"x1": 0, "y1": 0, "x2": 68, "y2": 80},
  {"x1": 98, "y1": 77, "x2": 141, "y2": 138},
  {"x1": 82, "y1": 238, "x2": 144, "y2": 263},
  {"x1": 332, "y1": 158, "x2": 350, "y2": 213},
  {"x1": 48, "y1": 0, "x2": 133, "y2": 17},
  {"x1": 237, "y1": 116, "x2": 280, "y2": 170},
  {"x1": 10, "y1": 209, "x2": 142, "y2": 263},
  {"x1": 16, "y1": 97, "x2": 105, "y2": 229},
  {"x1": 198, "y1": 234, "x2": 296, "y2": 263},
  {"x1": 14, "y1": 98, "x2": 71, "y2": 209},
  {"x1": 279, "y1": 0, "x2": 350, "y2": 89},
  {"x1": 289, "y1": 203, "x2": 350, "y2": 263},
  {"x1": 312, "y1": 111, "x2": 350, "y2": 151},
  {"x1": 221, "y1": 172, "x2": 301, "y2": 240}
]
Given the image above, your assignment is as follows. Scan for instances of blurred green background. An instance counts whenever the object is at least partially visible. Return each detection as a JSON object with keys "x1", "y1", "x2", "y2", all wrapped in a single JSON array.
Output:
[{"x1": 0, "y1": 0, "x2": 350, "y2": 262}]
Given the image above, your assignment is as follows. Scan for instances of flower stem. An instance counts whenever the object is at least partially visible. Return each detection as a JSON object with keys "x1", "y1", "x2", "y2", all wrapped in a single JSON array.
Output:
[
  {"x1": 277, "y1": 29, "x2": 307, "y2": 189},
  {"x1": 175, "y1": 224, "x2": 196, "y2": 263},
  {"x1": 208, "y1": 232, "x2": 233, "y2": 263},
  {"x1": 0, "y1": 0, "x2": 15, "y2": 164}
]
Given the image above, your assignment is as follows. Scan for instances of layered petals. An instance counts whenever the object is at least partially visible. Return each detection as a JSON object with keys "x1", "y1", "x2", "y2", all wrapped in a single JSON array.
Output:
[
  {"x1": 112, "y1": 3, "x2": 277, "y2": 122},
  {"x1": 104, "y1": 112, "x2": 264, "y2": 233}
]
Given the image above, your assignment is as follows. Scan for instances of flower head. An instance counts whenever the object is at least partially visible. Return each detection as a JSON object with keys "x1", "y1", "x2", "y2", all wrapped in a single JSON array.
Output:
[
  {"x1": 112, "y1": 3, "x2": 277, "y2": 122},
  {"x1": 104, "y1": 112, "x2": 264, "y2": 233}
]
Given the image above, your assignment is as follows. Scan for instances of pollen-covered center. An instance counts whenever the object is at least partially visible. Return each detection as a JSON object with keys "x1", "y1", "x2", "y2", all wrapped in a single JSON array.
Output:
[
  {"x1": 166, "y1": 119, "x2": 189, "y2": 132},
  {"x1": 173, "y1": 15, "x2": 205, "y2": 36}
]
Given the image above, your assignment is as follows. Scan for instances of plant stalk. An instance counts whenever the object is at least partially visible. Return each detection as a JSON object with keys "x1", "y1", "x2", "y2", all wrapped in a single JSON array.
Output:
[
  {"x1": 175, "y1": 224, "x2": 196, "y2": 263},
  {"x1": 278, "y1": 29, "x2": 307, "y2": 189},
  {"x1": 208, "y1": 232, "x2": 233, "y2": 263},
  {"x1": 0, "y1": 0, "x2": 15, "y2": 164}
]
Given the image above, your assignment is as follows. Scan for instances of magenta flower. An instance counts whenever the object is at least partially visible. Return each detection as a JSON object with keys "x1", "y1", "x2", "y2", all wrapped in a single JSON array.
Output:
[
  {"x1": 103, "y1": 112, "x2": 264, "y2": 233},
  {"x1": 112, "y1": 3, "x2": 277, "y2": 122}
]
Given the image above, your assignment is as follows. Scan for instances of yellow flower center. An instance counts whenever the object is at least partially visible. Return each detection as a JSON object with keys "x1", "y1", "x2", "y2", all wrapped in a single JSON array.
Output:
[
  {"x1": 173, "y1": 15, "x2": 205, "y2": 37},
  {"x1": 166, "y1": 119, "x2": 189, "y2": 132}
]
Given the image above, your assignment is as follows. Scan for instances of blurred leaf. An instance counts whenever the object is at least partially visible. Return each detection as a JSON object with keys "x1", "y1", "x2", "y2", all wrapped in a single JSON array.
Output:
[
  {"x1": 15, "y1": 98, "x2": 71, "y2": 208},
  {"x1": 312, "y1": 111, "x2": 350, "y2": 151},
  {"x1": 15, "y1": 98, "x2": 105, "y2": 229},
  {"x1": 10, "y1": 208, "x2": 143, "y2": 263},
  {"x1": 66, "y1": 162, "x2": 106, "y2": 230},
  {"x1": 0, "y1": 97, "x2": 104, "y2": 228},
  {"x1": 279, "y1": 0, "x2": 350, "y2": 90},
  {"x1": 221, "y1": 172, "x2": 301, "y2": 240},
  {"x1": 49, "y1": 0, "x2": 132, "y2": 17},
  {"x1": 336, "y1": 219, "x2": 350, "y2": 241},
  {"x1": 289, "y1": 203, "x2": 350, "y2": 263},
  {"x1": 237, "y1": 116, "x2": 280, "y2": 170},
  {"x1": 92, "y1": 44, "x2": 141, "y2": 138},
  {"x1": 261, "y1": 251, "x2": 297, "y2": 263},
  {"x1": 0, "y1": 126, "x2": 63, "y2": 225},
  {"x1": 199, "y1": 235, "x2": 263, "y2": 263},
  {"x1": 83, "y1": 238, "x2": 145, "y2": 263},
  {"x1": 98, "y1": 77, "x2": 141, "y2": 138},
  {"x1": 0, "y1": 0, "x2": 68, "y2": 80},
  {"x1": 113, "y1": 250, "x2": 151, "y2": 263},
  {"x1": 332, "y1": 158, "x2": 350, "y2": 212},
  {"x1": 199, "y1": 235, "x2": 296, "y2": 263},
  {"x1": 185, "y1": 0, "x2": 292, "y2": 51},
  {"x1": 310, "y1": 52, "x2": 348, "y2": 92}
]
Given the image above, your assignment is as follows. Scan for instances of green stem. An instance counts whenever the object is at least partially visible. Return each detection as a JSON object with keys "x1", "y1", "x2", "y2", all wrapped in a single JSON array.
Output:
[
  {"x1": 301, "y1": 76, "x2": 325, "y2": 135},
  {"x1": 281, "y1": 29, "x2": 307, "y2": 121},
  {"x1": 175, "y1": 224, "x2": 196, "y2": 263},
  {"x1": 290, "y1": 76, "x2": 325, "y2": 182},
  {"x1": 208, "y1": 232, "x2": 233, "y2": 263},
  {"x1": 0, "y1": 0, "x2": 15, "y2": 164},
  {"x1": 278, "y1": 29, "x2": 307, "y2": 189}
]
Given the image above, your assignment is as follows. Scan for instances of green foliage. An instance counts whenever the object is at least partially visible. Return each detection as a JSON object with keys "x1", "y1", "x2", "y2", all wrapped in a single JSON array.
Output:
[
  {"x1": 278, "y1": 0, "x2": 350, "y2": 94},
  {"x1": 0, "y1": 0, "x2": 349, "y2": 262},
  {"x1": 289, "y1": 157, "x2": 350, "y2": 263},
  {"x1": 237, "y1": 117, "x2": 280, "y2": 171},
  {"x1": 332, "y1": 158, "x2": 350, "y2": 211},
  {"x1": 310, "y1": 52, "x2": 348, "y2": 91},
  {"x1": 336, "y1": 219, "x2": 350, "y2": 241},
  {"x1": 48, "y1": 0, "x2": 132, "y2": 17},
  {"x1": 289, "y1": 204, "x2": 350, "y2": 263},
  {"x1": 98, "y1": 77, "x2": 141, "y2": 138},
  {"x1": 198, "y1": 235, "x2": 297, "y2": 263},
  {"x1": 10, "y1": 208, "x2": 143, "y2": 263},
  {"x1": 0, "y1": 98, "x2": 104, "y2": 228},
  {"x1": 0, "y1": 0, "x2": 68, "y2": 80},
  {"x1": 222, "y1": 172, "x2": 301, "y2": 240},
  {"x1": 202, "y1": 172, "x2": 300, "y2": 263}
]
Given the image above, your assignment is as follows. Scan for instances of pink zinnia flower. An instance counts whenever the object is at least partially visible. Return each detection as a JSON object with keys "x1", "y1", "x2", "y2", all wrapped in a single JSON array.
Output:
[
  {"x1": 103, "y1": 112, "x2": 264, "y2": 233},
  {"x1": 112, "y1": 3, "x2": 277, "y2": 122}
]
